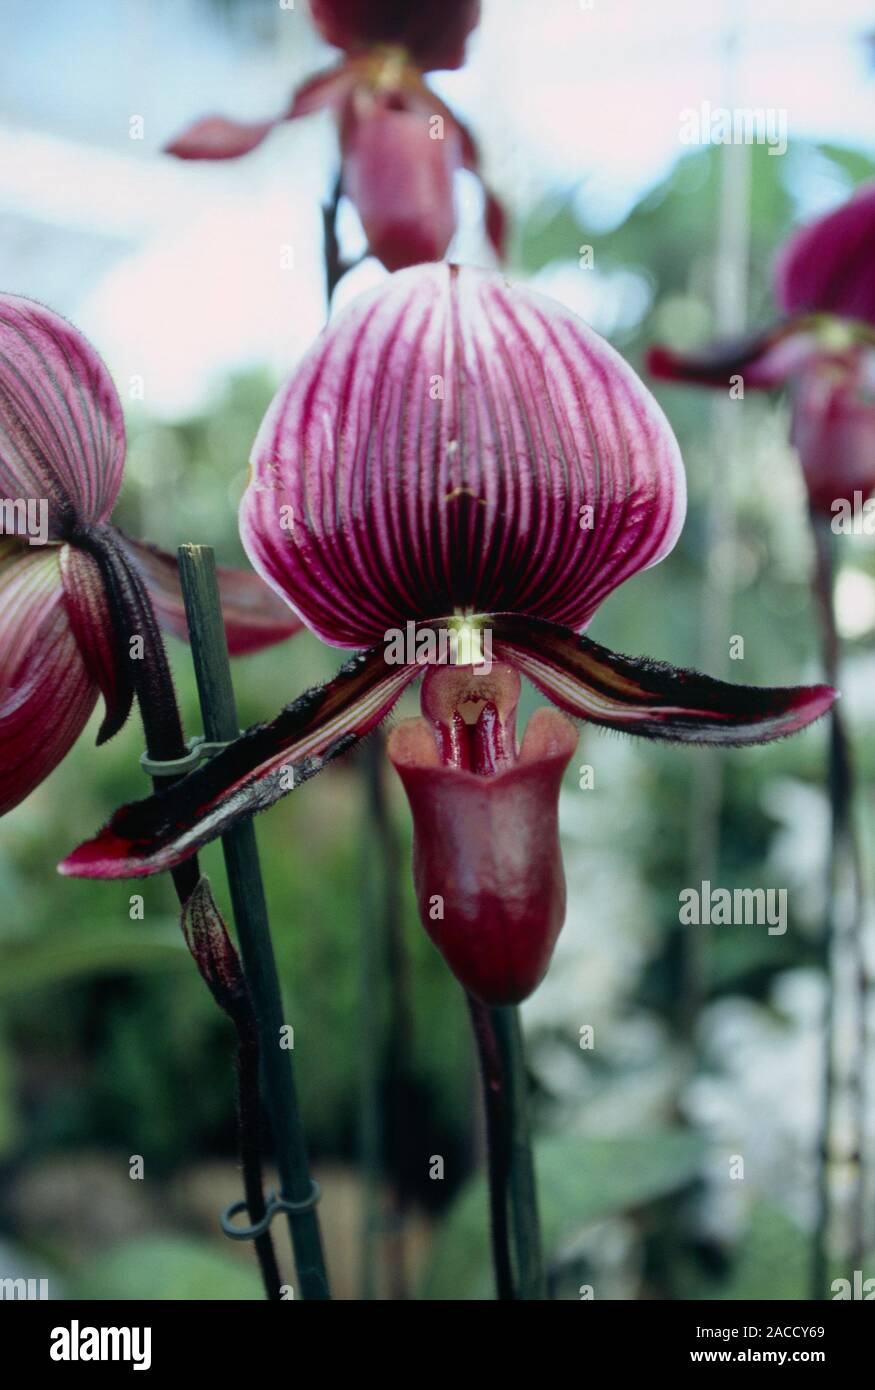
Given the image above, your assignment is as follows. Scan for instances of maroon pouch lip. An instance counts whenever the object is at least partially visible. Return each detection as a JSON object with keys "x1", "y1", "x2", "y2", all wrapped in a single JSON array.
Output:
[{"x1": 388, "y1": 705, "x2": 578, "y2": 1005}]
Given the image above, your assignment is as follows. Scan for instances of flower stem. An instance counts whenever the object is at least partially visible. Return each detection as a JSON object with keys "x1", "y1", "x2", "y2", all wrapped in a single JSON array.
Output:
[
  {"x1": 357, "y1": 791, "x2": 382, "y2": 1300},
  {"x1": 809, "y1": 511, "x2": 865, "y2": 1297},
  {"x1": 178, "y1": 544, "x2": 331, "y2": 1300},
  {"x1": 467, "y1": 995, "x2": 514, "y2": 1300},
  {"x1": 322, "y1": 174, "x2": 345, "y2": 303},
  {"x1": 233, "y1": 997, "x2": 285, "y2": 1299},
  {"x1": 491, "y1": 1005, "x2": 546, "y2": 1300},
  {"x1": 467, "y1": 998, "x2": 545, "y2": 1299},
  {"x1": 359, "y1": 738, "x2": 413, "y2": 1300}
]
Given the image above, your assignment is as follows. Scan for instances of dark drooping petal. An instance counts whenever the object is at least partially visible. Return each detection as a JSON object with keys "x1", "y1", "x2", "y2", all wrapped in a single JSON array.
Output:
[
  {"x1": 492, "y1": 614, "x2": 836, "y2": 745},
  {"x1": 165, "y1": 115, "x2": 285, "y2": 160},
  {"x1": 0, "y1": 294, "x2": 125, "y2": 534},
  {"x1": 648, "y1": 184, "x2": 875, "y2": 393},
  {"x1": 646, "y1": 318, "x2": 824, "y2": 392},
  {"x1": 241, "y1": 263, "x2": 686, "y2": 647},
  {"x1": 60, "y1": 544, "x2": 133, "y2": 743},
  {"x1": 165, "y1": 64, "x2": 361, "y2": 160},
  {"x1": 60, "y1": 648, "x2": 418, "y2": 878}
]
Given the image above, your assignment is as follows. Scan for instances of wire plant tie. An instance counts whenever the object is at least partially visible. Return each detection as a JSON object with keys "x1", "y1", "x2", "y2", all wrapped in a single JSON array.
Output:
[
  {"x1": 139, "y1": 733, "x2": 241, "y2": 778},
  {"x1": 221, "y1": 1180, "x2": 323, "y2": 1242}
]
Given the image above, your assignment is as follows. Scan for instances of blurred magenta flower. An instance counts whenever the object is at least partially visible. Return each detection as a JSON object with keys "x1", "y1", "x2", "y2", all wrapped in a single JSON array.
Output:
[
  {"x1": 0, "y1": 295, "x2": 300, "y2": 815},
  {"x1": 648, "y1": 181, "x2": 875, "y2": 516},
  {"x1": 166, "y1": 0, "x2": 504, "y2": 272},
  {"x1": 63, "y1": 266, "x2": 834, "y2": 1001}
]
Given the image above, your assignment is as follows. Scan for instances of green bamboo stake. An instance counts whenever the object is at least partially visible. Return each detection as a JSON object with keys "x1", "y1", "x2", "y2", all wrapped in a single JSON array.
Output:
[
  {"x1": 809, "y1": 515, "x2": 865, "y2": 1297},
  {"x1": 491, "y1": 1005, "x2": 546, "y2": 1299},
  {"x1": 178, "y1": 544, "x2": 330, "y2": 1300}
]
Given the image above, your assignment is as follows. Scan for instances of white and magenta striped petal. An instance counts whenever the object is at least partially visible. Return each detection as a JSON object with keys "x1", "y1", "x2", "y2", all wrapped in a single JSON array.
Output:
[
  {"x1": 0, "y1": 541, "x2": 97, "y2": 813},
  {"x1": 0, "y1": 295, "x2": 125, "y2": 534},
  {"x1": 241, "y1": 264, "x2": 686, "y2": 648}
]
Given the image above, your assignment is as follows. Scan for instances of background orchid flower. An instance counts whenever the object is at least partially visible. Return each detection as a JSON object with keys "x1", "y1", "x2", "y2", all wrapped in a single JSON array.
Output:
[
  {"x1": 165, "y1": 0, "x2": 504, "y2": 272},
  {"x1": 649, "y1": 182, "x2": 875, "y2": 1298},
  {"x1": 0, "y1": 293, "x2": 300, "y2": 816},
  {"x1": 62, "y1": 265, "x2": 834, "y2": 1002},
  {"x1": 647, "y1": 181, "x2": 875, "y2": 515}
]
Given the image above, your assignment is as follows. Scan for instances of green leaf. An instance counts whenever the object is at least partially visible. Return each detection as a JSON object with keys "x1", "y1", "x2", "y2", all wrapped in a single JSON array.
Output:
[
  {"x1": 0, "y1": 926, "x2": 189, "y2": 998},
  {"x1": 0, "y1": 1032, "x2": 19, "y2": 1157},
  {"x1": 817, "y1": 143, "x2": 875, "y2": 188},
  {"x1": 70, "y1": 1235, "x2": 265, "y2": 1301},
  {"x1": 422, "y1": 1129, "x2": 705, "y2": 1300},
  {"x1": 677, "y1": 1202, "x2": 810, "y2": 1300}
]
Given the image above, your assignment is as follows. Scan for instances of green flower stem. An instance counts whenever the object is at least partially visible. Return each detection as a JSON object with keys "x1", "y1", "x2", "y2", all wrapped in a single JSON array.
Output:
[
  {"x1": 358, "y1": 739, "x2": 413, "y2": 1300},
  {"x1": 469, "y1": 998, "x2": 545, "y2": 1299},
  {"x1": 467, "y1": 996, "x2": 514, "y2": 1300},
  {"x1": 235, "y1": 1010, "x2": 284, "y2": 1300},
  {"x1": 178, "y1": 544, "x2": 331, "y2": 1301},
  {"x1": 491, "y1": 1005, "x2": 546, "y2": 1300},
  {"x1": 356, "y1": 784, "x2": 383, "y2": 1300},
  {"x1": 809, "y1": 512, "x2": 865, "y2": 1297}
]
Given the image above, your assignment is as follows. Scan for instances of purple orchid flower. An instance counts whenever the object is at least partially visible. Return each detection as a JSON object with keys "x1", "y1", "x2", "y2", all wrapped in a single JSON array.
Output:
[
  {"x1": 62, "y1": 266, "x2": 834, "y2": 1003},
  {"x1": 165, "y1": 0, "x2": 504, "y2": 273},
  {"x1": 648, "y1": 181, "x2": 875, "y2": 516},
  {"x1": 0, "y1": 294, "x2": 300, "y2": 815}
]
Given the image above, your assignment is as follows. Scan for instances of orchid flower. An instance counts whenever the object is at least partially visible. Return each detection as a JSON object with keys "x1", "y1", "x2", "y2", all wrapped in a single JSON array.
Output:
[
  {"x1": 166, "y1": 0, "x2": 504, "y2": 272},
  {"x1": 0, "y1": 293, "x2": 300, "y2": 816},
  {"x1": 647, "y1": 181, "x2": 875, "y2": 516},
  {"x1": 62, "y1": 265, "x2": 835, "y2": 1003}
]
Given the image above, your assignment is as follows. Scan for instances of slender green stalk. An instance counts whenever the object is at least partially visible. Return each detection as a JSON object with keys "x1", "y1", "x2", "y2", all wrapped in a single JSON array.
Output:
[
  {"x1": 178, "y1": 544, "x2": 331, "y2": 1300},
  {"x1": 235, "y1": 1014, "x2": 284, "y2": 1300},
  {"x1": 357, "y1": 749, "x2": 383, "y2": 1300},
  {"x1": 362, "y1": 739, "x2": 413, "y2": 1300},
  {"x1": 466, "y1": 995, "x2": 515, "y2": 1300},
  {"x1": 322, "y1": 174, "x2": 345, "y2": 304},
  {"x1": 809, "y1": 514, "x2": 865, "y2": 1296},
  {"x1": 491, "y1": 1005, "x2": 546, "y2": 1300}
]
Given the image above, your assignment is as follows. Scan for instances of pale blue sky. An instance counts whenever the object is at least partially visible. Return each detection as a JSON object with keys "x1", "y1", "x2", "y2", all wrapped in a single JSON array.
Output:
[{"x1": 0, "y1": 0, "x2": 871, "y2": 413}]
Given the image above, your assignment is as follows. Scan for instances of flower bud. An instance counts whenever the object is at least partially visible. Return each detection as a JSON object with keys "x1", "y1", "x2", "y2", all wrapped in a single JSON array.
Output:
[{"x1": 181, "y1": 876, "x2": 252, "y2": 1022}]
